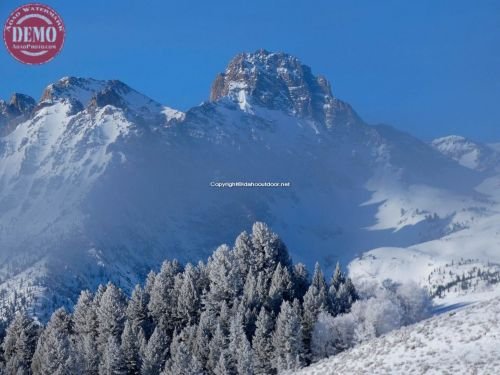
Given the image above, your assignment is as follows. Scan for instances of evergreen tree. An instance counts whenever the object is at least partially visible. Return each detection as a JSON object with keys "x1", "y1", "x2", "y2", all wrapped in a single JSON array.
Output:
[
  {"x1": 227, "y1": 312, "x2": 252, "y2": 374},
  {"x1": 252, "y1": 308, "x2": 275, "y2": 375},
  {"x1": 144, "y1": 271, "x2": 156, "y2": 296},
  {"x1": 328, "y1": 262, "x2": 345, "y2": 315},
  {"x1": 126, "y1": 285, "x2": 151, "y2": 336},
  {"x1": 141, "y1": 327, "x2": 169, "y2": 375},
  {"x1": 335, "y1": 277, "x2": 358, "y2": 315},
  {"x1": 250, "y1": 222, "x2": 291, "y2": 278},
  {"x1": 206, "y1": 245, "x2": 244, "y2": 309},
  {"x1": 311, "y1": 262, "x2": 328, "y2": 292},
  {"x1": 329, "y1": 262, "x2": 345, "y2": 294},
  {"x1": 73, "y1": 290, "x2": 97, "y2": 337},
  {"x1": 213, "y1": 350, "x2": 231, "y2": 375},
  {"x1": 2, "y1": 312, "x2": 39, "y2": 375},
  {"x1": 73, "y1": 290, "x2": 99, "y2": 374},
  {"x1": 176, "y1": 263, "x2": 201, "y2": 327},
  {"x1": 93, "y1": 284, "x2": 108, "y2": 306},
  {"x1": 267, "y1": 263, "x2": 293, "y2": 313},
  {"x1": 31, "y1": 308, "x2": 78, "y2": 375},
  {"x1": 76, "y1": 333, "x2": 99, "y2": 375},
  {"x1": 292, "y1": 263, "x2": 309, "y2": 301},
  {"x1": 272, "y1": 300, "x2": 304, "y2": 372},
  {"x1": 241, "y1": 271, "x2": 267, "y2": 313},
  {"x1": 233, "y1": 230, "x2": 254, "y2": 277},
  {"x1": 96, "y1": 283, "x2": 127, "y2": 352},
  {"x1": 163, "y1": 328, "x2": 203, "y2": 375},
  {"x1": 194, "y1": 261, "x2": 211, "y2": 297},
  {"x1": 236, "y1": 335, "x2": 253, "y2": 375},
  {"x1": 148, "y1": 260, "x2": 182, "y2": 332},
  {"x1": 302, "y1": 263, "x2": 328, "y2": 359},
  {"x1": 121, "y1": 321, "x2": 145, "y2": 374},
  {"x1": 99, "y1": 336, "x2": 127, "y2": 375},
  {"x1": 327, "y1": 263, "x2": 358, "y2": 315},
  {"x1": 207, "y1": 324, "x2": 228, "y2": 373},
  {"x1": 193, "y1": 308, "x2": 216, "y2": 369}
]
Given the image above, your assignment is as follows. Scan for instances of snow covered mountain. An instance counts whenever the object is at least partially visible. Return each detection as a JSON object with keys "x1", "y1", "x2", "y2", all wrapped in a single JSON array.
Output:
[
  {"x1": 0, "y1": 50, "x2": 497, "y2": 320},
  {"x1": 294, "y1": 297, "x2": 500, "y2": 374},
  {"x1": 431, "y1": 135, "x2": 500, "y2": 172}
]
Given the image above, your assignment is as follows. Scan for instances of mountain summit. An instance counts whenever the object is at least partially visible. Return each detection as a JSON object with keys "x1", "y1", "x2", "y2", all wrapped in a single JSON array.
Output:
[
  {"x1": 39, "y1": 77, "x2": 183, "y2": 123},
  {"x1": 210, "y1": 49, "x2": 361, "y2": 128},
  {"x1": 0, "y1": 93, "x2": 36, "y2": 134}
]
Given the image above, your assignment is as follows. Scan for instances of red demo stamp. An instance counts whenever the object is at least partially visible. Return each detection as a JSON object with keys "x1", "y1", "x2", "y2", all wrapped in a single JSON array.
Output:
[{"x1": 3, "y1": 3, "x2": 65, "y2": 65}]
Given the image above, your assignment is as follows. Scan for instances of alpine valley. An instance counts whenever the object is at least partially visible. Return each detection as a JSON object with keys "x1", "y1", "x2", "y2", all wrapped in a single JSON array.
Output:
[{"x1": 0, "y1": 49, "x2": 499, "y2": 323}]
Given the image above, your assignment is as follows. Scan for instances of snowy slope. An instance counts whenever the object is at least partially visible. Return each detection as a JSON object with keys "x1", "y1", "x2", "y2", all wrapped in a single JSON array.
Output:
[
  {"x1": 349, "y1": 169, "x2": 500, "y2": 306},
  {"x1": 431, "y1": 135, "x2": 500, "y2": 172},
  {"x1": 0, "y1": 50, "x2": 497, "y2": 320},
  {"x1": 294, "y1": 297, "x2": 500, "y2": 375}
]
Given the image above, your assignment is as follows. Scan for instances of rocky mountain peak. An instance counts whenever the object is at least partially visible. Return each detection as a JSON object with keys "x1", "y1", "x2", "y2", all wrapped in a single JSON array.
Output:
[
  {"x1": 40, "y1": 77, "x2": 131, "y2": 107},
  {"x1": 210, "y1": 49, "x2": 361, "y2": 128},
  {"x1": 7, "y1": 93, "x2": 36, "y2": 115},
  {"x1": 39, "y1": 77, "x2": 182, "y2": 122},
  {"x1": 0, "y1": 93, "x2": 36, "y2": 134}
]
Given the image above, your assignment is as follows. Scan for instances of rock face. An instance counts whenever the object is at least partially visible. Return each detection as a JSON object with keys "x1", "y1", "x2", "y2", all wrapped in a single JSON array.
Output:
[
  {"x1": 6, "y1": 93, "x2": 36, "y2": 115},
  {"x1": 210, "y1": 49, "x2": 361, "y2": 128},
  {"x1": 0, "y1": 93, "x2": 36, "y2": 134}
]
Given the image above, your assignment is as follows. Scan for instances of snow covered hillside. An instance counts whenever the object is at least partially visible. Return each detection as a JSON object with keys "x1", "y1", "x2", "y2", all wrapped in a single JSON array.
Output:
[
  {"x1": 0, "y1": 49, "x2": 498, "y2": 320},
  {"x1": 431, "y1": 135, "x2": 500, "y2": 172},
  {"x1": 348, "y1": 170, "x2": 500, "y2": 306},
  {"x1": 294, "y1": 297, "x2": 500, "y2": 375}
]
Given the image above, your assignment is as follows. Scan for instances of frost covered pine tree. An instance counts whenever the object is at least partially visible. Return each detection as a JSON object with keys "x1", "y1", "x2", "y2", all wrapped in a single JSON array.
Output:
[
  {"x1": 207, "y1": 323, "x2": 228, "y2": 373},
  {"x1": 241, "y1": 270, "x2": 267, "y2": 314},
  {"x1": 328, "y1": 262, "x2": 357, "y2": 315},
  {"x1": 73, "y1": 290, "x2": 100, "y2": 373},
  {"x1": 227, "y1": 312, "x2": 253, "y2": 374},
  {"x1": 31, "y1": 308, "x2": 79, "y2": 375},
  {"x1": 302, "y1": 262, "x2": 328, "y2": 359},
  {"x1": 252, "y1": 307, "x2": 275, "y2": 375},
  {"x1": 267, "y1": 263, "x2": 294, "y2": 313},
  {"x1": 206, "y1": 245, "x2": 244, "y2": 311},
  {"x1": 292, "y1": 263, "x2": 309, "y2": 301},
  {"x1": 148, "y1": 259, "x2": 183, "y2": 333},
  {"x1": 175, "y1": 263, "x2": 202, "y2": 327},
  {"x1": 336, "y1": 277, "x2": 358, "y2": 315},
  {"x1": 141, "y1": 326, "x2": 170, "y2": 375},
  {"x1": 192, "y1": 307, "x2": 216, "y2": 369},
  {"x1": 233, "y1": 230, "x2": 255, "y2": 277},
  {"x1": 329, "y1": 262, "x2": 345, "y2": 296},
  {"x1": 126, "y1": 285, "x2": 152, "y2": 337},
  {"x1": 251, "y1": 222, "x2": 291, "y2": 280},
  {"x1": 121, "y1": 320, "x2": 145, "y2": 374},
  {"x1": 2, "y1": 312, "x2": 39, "y2": 375},
  {"x1": 163, "y1": 327, "x2": 203, "y2": 375},
  {"x1": 96, "y1": 283, "x2": 127, "y2": 355},
  {"x1": 272, "y1": 300, "x2": 304, "y2": 372},
  {"x1": 99, "y1": 336, "x2": 127, "y2": 375},
  {"x1": 73, "y1": 290, "x2": 98, "y2": 337}
]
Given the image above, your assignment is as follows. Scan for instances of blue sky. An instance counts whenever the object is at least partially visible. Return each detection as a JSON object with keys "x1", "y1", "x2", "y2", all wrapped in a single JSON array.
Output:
[{"x1": 1, "y1": 0, "x2": 499, "y2": 141}]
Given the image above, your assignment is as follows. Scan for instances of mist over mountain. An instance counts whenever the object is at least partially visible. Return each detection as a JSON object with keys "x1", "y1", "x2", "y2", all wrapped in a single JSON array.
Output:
[{"x1": 0, "y1": 50, "x2": 498, "y2": 320}]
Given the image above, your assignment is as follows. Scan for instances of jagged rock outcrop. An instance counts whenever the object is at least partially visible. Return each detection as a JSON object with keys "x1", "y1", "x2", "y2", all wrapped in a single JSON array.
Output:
[
  {"x1": 210, "y1": 49, "x2": 361, "y2": 128},
  {"x1": 0, "y1": 93, "x2": 36, "y2": 135}
]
